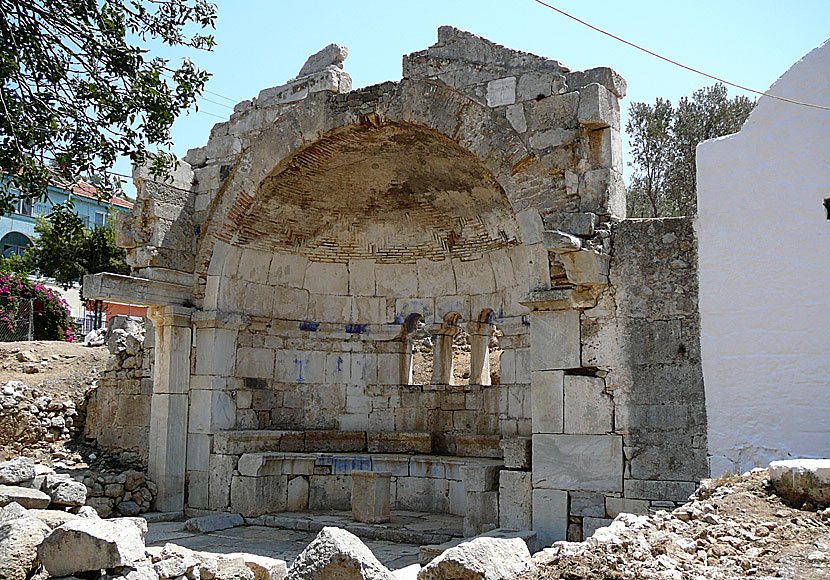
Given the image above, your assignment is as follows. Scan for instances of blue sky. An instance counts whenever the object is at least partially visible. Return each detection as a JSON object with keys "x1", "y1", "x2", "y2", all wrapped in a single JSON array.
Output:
[{"x1": 115, "y1": 0, "x2": 830, "y2": 192}]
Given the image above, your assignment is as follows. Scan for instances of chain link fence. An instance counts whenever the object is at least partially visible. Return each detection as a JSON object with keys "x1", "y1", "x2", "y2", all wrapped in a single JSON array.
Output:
[{"x1": 0, "y1": 297, "x2": 34, "y2": 342}]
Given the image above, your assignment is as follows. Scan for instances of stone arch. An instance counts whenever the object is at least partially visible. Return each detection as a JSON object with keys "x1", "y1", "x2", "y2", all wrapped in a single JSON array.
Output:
[{"x1": 195, "y1": 78, "x2": 549, "y2": 302}]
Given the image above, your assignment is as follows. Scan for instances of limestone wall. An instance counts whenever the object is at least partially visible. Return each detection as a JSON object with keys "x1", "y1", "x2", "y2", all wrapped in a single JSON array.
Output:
[
  {"x1": 697, "y1": 40, "x2": 830, "y2": 475},
  {"x1": 527, "y1": 217, "x2": 706, "y2": 544},
  {"x1": 84, "y1": 319, "x2": 154, "y2": 461}
]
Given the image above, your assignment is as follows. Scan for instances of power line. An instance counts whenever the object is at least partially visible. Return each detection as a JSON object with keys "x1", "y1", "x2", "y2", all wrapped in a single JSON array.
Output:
[{"x1": 531, "y1": 0, "x2": 830, "y2": 112}]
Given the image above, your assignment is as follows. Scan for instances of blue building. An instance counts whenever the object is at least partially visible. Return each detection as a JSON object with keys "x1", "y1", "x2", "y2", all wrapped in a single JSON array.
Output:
[{"x1": 0, "y1": 181, "x2": 133, "y2": 258}]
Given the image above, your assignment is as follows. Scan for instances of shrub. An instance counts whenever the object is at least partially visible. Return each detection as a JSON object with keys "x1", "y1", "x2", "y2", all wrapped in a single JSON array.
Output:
[{"x1": 0, "y1": 271, "x2": 73, "y2": 341}]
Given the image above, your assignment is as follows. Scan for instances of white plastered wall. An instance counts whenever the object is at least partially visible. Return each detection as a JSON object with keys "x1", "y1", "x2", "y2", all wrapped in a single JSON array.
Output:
[{"x1": 696, "y1": 40, "x2": 830, "y2": 476}]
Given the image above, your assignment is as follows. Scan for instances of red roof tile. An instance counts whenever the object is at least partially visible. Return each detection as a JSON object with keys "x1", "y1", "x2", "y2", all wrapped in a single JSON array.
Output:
[{"x1": 70, "y1": 181, "x2": 134, "y2": 210}]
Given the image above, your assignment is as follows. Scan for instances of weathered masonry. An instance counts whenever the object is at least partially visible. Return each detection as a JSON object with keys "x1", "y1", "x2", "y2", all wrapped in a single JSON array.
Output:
[{"x1": 86, "y1": 28, "x2": 707, "y2": 545}]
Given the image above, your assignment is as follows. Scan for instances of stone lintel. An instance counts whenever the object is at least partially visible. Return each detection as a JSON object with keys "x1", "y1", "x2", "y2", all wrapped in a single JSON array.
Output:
[
  {"x1": 519, "y1": 288, "x2": 600, "y2": 311},
  {"x1": 191, "y1": 309, "x2": 247, "y2": 330},
  {"x1": 84, "y1": 272, "x2": 191, "y2": 307}
]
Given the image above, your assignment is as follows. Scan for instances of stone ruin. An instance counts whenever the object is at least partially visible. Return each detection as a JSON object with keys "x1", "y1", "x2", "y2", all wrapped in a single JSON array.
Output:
[{"x1": 85, "y1": 27, "x2": 707, "y2": 546}]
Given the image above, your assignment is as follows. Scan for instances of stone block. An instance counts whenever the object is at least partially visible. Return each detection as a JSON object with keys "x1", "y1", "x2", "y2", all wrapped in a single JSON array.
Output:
[
  {"x1": 583, "y1": 517, "x2": 613, "y2": 539},
  {"x1": 506, "y1": 103, "x2": 527, "y2": 133},
  {"x1": 189, "y1": 389, "x2": 236, "y2": 434},
  {"x1": 770, "y1": 459, "x2": 830, "y2": 508},
  {"x1": 367, "y1": 432, "x2": 433, "y2": 454},
  {"x1": 487, "y1": 77, "x2": 516, "y2": 107},
  {"x1": 395, "y1": 477, "x2": 448, "y2": 512},
  {"x1": 269, "y1": 252, "x2": 308, "y2": 288},
  {"x1": 462, "y1": 465, "x2": 501, "y2": 492},
  {"x1": 236, "y1": 347, "x2": 275, "y2": 379},
  {"x1": 237, "y1": 249, "x2": 272, "y2": 284},
  {"x1": 410, "y1": 456, "x2": 445, "y2": 479},
  {"x1": 532, "y1": 488, "x2": 568, "y2": 547},
  {"x1": 498, "y1": 470, "x2": 531, "y2": 530},
  {"x1": 309, "y1": 475, "x2": 352, "y2": 510},
  {"x1": 0, "y1": 457, "x2": 35, "y2": 486},
  {"x1": 350, "y1": 353, "x2": 378, "y2": 386},
  {"x1": 622, "y1": 479, "x2": 697, "y2": 502},
  {"x1": 257, "y1": 67, "x2": 351, "y2": 107},
  {"x1": 184, "y1": 513, "x2": 244, "y2": 533},
  {"x1": 186, "y1": 433, "x2": 211, "y2": 472},
  {"x1": 579, "y1": 168, "x2": 624, "y2": 216},
  {"x1": 529, "y1": 310, "x2": 580, "y2": 371},
  {"x1": 0, "y1": 485, "x2": 51, "y2": 509},
  {"x1": 564, "y1": 375, "x2": 613, "y2": 434},
  {"x1": 417, "y1": 258, "x2": 457, "y2": 297},
  {"x1": 499, "y1": 437, "x2": 532, "y2": 469},
  {"x1": 606, "y1": 497, "x2": 650, "y2": 517},
  {"x1": 569, "y1": 491, "x2": 606, "y2": 518},
  {"x1": 448, "y1": 479, "x2": 466, "y2": 516},
  {"x1": 531, "y1": 370, "x2": 564, "y2": 434},
  {"x1": 577, "y1": 83, "x2": 619, "y2": 129},
  {"x1": 351, "y1": 472, "x2": 391, "y2": 524},
  {"x1": 208, "y1": 454, "x2": 234, "y2": 510},
  {"x1": 371, "y1": 455, "x2": 410, "y2": 477},
  {"x1": 304, "y1": 261, "x2": 348, "y2": 295},
  {"x1": 455, "y1": 434, "x2": 502, "y2": 458},
  {"x1": 529, "y1": 128, "x2": 576, "y2": 150},
  {"x1": 567, "y1": 67, "x2": 627, "y2": 98},
  {"x1": 307, "y1": 294, "x2": 351, "y2": 323},
  {"x1": 298, "y1": 43, "x2": 348, "y2": 77},
  {"x1": 187, "y1": 470, "x2": 208, "y2": 509},
  {"x1": 194, "y1": 328, "x2": 237, "y2": 377},
  {"x1": 325, "y1": 352, "x2": 350, "y2": 384},
  {"x1": 517, "y1": 71, "x2": 565, "y2": 102},
  {"x1": 212, "y1": 431, "x2": 283, "y2": 454},
  {"x1": 305, "y1": 431, "x2": 365, "y2": 453},
  {"x1": 287, "y1": 476, "x2": 309, "y2": 511},
  {"x1": 558, "y1": 249, "x2": 610, "y2": 286},
  {"x1": 532, "y1": 434, "x2": 623, "y2": 492},
  {"x1": 464, "y1": 491, "x2": 499, "y2": 536},
  {"x1": 230, "y1": 474, "x2": 287, "y2": 517},
  {"x1": 347, "y1": 259, "x2": 375, "y2": 296},
  {"x1": 376, "y1": 263, "x2": 418, "y2": 297}
]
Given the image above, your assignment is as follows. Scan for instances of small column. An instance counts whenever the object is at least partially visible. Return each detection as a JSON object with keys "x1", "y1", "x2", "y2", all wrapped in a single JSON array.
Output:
[
  {"x1": 430, "y1": 314, "x2": 461, "y2": 385},
  {"x1": 399, "y1": 314, "x2": 423, "y2": 385},
  {"x1": 147, "y1": 304, "x2": 194, "y2": 512},
  {"x1": 468, "y1": 316, "x2": 495, "y2": 385},
  {"x1": 352, "y1": 471, "x2": 392, "y2": 523}
]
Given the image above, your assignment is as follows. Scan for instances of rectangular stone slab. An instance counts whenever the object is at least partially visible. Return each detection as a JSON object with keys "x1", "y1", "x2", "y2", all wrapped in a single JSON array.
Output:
[
  {"x1": 367, "y1": 432, "x2": 433, "y2": 454},
  {"x1": 532, "y1": 434, "x2": 623, "y2": 492},
  {"x1": 0, "y1": 484, "x2": 51, "y2": 509}
]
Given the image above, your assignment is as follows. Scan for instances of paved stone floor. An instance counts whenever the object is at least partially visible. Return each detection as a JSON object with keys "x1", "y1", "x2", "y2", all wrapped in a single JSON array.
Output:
[{"x1": 146, "y1": 510, "x2": 463, "y2": 571}]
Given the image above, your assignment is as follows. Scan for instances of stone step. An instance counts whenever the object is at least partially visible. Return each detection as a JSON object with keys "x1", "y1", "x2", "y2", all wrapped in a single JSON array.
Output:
[{"x1": 249, "y1": 510, "x2": 462, "y2": 546}]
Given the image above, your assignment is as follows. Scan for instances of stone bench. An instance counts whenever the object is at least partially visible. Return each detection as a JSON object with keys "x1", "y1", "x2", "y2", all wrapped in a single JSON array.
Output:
[{"x1": 222, "y1": 451, "x2": 503, "y2": 518}]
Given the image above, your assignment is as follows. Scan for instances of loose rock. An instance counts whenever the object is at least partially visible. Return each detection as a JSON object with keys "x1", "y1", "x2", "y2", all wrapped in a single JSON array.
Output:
[
  {"x1": 288, "y1": 526, "x2": 395, "y2": 580},
  {"x1": 38, "y1": 518, "x2": 146, "y2": 577}
]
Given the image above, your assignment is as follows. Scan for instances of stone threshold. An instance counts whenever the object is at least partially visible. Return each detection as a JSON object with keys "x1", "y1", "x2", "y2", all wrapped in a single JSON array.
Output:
[
  {"x1": 247, "y1": 509, "x2": 463, "y2": 545},
  {"x1": 141, "y1": 511, "x2": 185, "y2": 523}
]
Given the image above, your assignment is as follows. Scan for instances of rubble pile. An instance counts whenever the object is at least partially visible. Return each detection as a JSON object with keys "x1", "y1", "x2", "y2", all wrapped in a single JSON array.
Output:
[
  {"x1": 531, "y1": 470, "x2": 830, "y2": 580},
  {"x1": 0, "y1": 455, "x2": 156, "y2": 520},
  {"x1": 0, "y1": 379, "x2": 87, "y2": 450},
  {"x1": 82, "y1": 468, "x2": 157, "y2": 517}
]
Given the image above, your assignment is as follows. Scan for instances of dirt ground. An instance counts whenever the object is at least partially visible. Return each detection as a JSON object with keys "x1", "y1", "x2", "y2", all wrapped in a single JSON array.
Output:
[
  {"x1": 530, "y1": 471, "x2": 830, "y2": 580},
  {"x1": 0, "y1": 340, "x2": 107, "y2": 400},
  {"x1": 0, "y1": 340, "x2": 108, "y2": 465}
]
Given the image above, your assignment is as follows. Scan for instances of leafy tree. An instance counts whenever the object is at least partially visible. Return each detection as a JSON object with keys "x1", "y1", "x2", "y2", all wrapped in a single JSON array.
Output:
[
  {"x1": 626, "y1": 84, "x2": 755, "y2": 217},
  {"x1": 30, "y1": 203, "x2": 130, "y2": 328},
  {"x1": 0, "y1": 0, "x2": 217, "y2": 214}
]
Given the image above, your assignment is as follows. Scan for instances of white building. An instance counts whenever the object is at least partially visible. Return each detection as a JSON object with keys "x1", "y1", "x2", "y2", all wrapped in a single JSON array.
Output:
[{"x1": 697, "y1": 40, "x2": 830, "y2": 475}]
